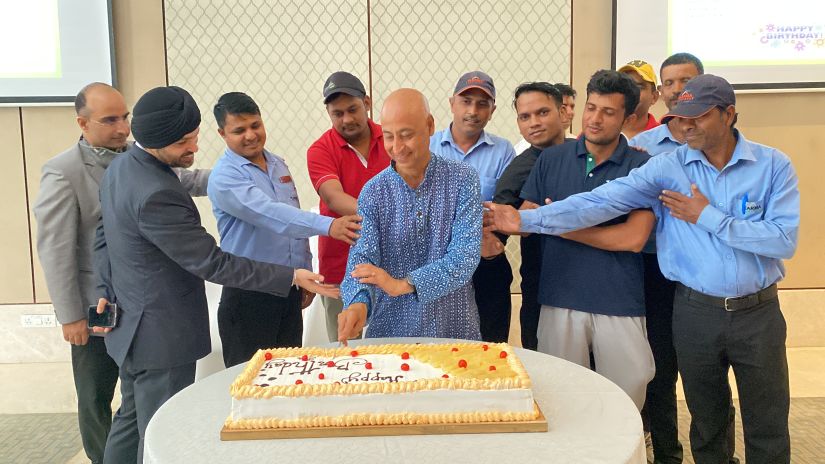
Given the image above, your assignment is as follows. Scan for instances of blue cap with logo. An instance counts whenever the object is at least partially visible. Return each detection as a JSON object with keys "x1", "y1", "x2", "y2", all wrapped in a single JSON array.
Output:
[
  {"x1": 661, "y1": 74, "x2": 735, "y2": 123},
  {"x1": 453, "y1": 70, "x2": 496, "y2": 100}
]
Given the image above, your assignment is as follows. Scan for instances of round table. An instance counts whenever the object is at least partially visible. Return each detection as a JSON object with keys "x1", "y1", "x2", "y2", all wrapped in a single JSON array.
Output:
[{"x1": 145, "y1": 338, "x2": 645, "y2": 463}]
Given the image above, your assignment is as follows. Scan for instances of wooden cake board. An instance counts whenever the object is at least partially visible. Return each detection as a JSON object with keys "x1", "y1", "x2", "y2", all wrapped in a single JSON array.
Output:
[{"x1": 220, "y1": 402, "x2": 547, "y2": 440}]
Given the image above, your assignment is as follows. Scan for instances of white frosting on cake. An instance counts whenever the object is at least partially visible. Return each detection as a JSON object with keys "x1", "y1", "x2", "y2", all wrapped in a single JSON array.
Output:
[
  {"x1": 253, "y1": 354, "x2": 445, "y2": 387},
  {"x1": 231, "y1": 388, "x2": 535, "y2": 422},
  {"x1": 227, "y1": 343, "x2": 538, "y2": 428}
]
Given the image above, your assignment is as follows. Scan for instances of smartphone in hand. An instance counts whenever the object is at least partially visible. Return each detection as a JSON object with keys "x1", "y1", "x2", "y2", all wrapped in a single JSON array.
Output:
[{"x1": 87, "y1": 303, "x2": 118, "y2": 329}]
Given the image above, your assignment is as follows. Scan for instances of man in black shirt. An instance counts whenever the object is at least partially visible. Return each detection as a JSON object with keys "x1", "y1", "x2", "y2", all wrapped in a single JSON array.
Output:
[{"x1": 493, "y1": 82, "x2": 566, "y2": 350}]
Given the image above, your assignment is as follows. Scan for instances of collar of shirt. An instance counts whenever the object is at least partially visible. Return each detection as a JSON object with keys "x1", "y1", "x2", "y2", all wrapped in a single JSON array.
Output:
[
  {"x1": 330, "y1": 119, "x2": 382, "y2": 148},
  {"x1": 223, "y1": 147, "x2": 285, "y2": 175},
  {"x1": 389, "y1": 152, "x2": 440, "y2": 190},
  {"x1": 329, "y1": 119, "x2": 383, "y2": 167},
  {"x1": 575, "y1": 133, "x2": 630, "y2": 166},
  {"x1": 682, "y1": 130, "x2": 755, "y2": 171},
  {"x1": 437, "y1": 124, "x2": 495, "y2": 156},
  {"x1": 651, "y1": 123, "x2": 679, "y2": 145},
  {"x1": 627, "y1": 123, "x2": 682, "y2": 156},
  {"x1": 78, "y1": 137, "x2": 128, "y2": 169}
]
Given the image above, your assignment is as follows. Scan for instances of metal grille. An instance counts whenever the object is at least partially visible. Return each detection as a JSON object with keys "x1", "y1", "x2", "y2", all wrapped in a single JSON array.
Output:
[
  {"x1": 369, "y1": 0, "x2": 571, "y2": 290},
  {"x1": 164, "y1": 0, "x2": 571, "y2": 290},
  {"x1": 164, "y1": 0, "x2": 370, "y2": 207}
]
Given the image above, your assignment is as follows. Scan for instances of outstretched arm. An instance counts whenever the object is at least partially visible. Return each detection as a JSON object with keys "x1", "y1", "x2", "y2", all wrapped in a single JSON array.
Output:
[
  {"x1": 208, "y1": 165, "x2": 332, "y2": 239},
  {"x1": 561, "y1": 210, "x2": 655, "y2": 252}
]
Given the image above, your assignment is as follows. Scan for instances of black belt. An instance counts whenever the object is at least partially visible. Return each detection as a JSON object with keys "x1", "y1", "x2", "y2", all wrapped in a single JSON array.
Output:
[{"x1": 676, "y1": 283, "x2": 778, "y2": 312}]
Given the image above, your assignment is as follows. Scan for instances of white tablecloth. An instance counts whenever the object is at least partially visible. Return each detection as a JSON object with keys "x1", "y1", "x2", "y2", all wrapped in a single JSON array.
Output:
[{"x1": 146, "y1": 338, "x2": 646, "y2": 464}]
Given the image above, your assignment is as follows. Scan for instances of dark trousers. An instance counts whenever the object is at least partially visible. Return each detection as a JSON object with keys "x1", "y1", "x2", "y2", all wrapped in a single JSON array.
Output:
[
  {"x1": 642, "y1": 253, "x2": 683, "y2": 464},
  {"x1": 218, "y1": 286, "x2": 303, "y2": 367},
  {"x1": 103, "y1": 354, "x2": 195, "y2": 464},
  {"x1": 519, "y1": 234, "x2": 542, "y2": 350},
  {"x1": 71, "y1": 336, "x2": 119, "y2": 464},
  {"x1": 473, "y1": 253, "x2": 513, "y2": 343},
  {"x1": 673, "y1": 288, "x2": 790, "y2": 464}
]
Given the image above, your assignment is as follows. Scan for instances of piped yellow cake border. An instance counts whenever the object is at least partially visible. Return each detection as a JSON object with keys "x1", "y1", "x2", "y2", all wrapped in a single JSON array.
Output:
[
  {"x1": 230, "y1": 342, "x2": 531, "y2": 399},
  {"x1": 224, "y1": 404, "x2": 541, "y2": 429}
]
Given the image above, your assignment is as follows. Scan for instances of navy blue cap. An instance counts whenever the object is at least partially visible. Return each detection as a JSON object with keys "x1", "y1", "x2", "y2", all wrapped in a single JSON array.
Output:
[
  {"x1": 661, "y1": 74, "x2": 735, "y2": 123},
  {"x1": 453, "y1": 71, "x2": 496, "y2": 100}
]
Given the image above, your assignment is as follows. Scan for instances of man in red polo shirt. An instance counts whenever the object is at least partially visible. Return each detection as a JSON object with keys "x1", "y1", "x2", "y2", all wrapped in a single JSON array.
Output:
[
  {"x1": 619, "y1": 60, "x2": 660, "y2": 139},
  {"x1": 307, "y1": 71, "x2": 391, "y2": 341}
]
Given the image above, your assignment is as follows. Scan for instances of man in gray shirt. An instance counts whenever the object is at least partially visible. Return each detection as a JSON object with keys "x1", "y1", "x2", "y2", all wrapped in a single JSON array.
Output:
[{"x1": 33, "y1": 83, "x2": 210, "y2": 464}]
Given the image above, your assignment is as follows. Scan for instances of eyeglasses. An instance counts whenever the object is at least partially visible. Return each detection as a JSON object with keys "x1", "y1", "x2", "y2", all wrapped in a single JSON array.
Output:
[{"x1": 89, "y1": 115, "x2": 130, "y2": 126}]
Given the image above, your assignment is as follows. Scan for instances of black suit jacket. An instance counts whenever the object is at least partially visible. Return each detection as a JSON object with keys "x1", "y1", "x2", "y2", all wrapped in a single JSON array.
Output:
[{"x1": 94, "y1": 146, "x2": 293, "y2": 370}]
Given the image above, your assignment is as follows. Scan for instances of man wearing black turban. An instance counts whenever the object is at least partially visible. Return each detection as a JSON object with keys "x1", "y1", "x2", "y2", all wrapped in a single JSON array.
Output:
[{"x1": 93, "y1": 86, "x2": 340, "y2": 464}]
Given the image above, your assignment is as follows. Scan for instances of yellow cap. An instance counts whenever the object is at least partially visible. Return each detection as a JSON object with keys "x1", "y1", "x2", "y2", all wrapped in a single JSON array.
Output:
[{"x1": 618, "y1": 60, "x2": 657, "y2": 86}]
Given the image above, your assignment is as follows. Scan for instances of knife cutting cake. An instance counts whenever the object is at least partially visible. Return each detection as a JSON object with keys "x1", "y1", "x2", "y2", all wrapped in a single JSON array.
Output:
[{"x1": 224, "y1": 342, "x2": 539, "y2": 430}]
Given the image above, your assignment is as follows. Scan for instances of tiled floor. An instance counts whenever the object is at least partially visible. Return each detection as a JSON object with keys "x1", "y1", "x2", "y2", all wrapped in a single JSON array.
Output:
[
  {"x1": 678, "y1": 397, "x2": 825, "y2": 464},
  {"x1": 0, "y1": 413, "x2": 82, "y2": 464}
]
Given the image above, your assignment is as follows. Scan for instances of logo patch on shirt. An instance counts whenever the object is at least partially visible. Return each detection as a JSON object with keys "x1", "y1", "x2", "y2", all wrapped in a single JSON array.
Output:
[
  {"x1": 279, "y1": 175, "x2": 293, "y2": 184},
  {"x1": 740, "y1": 193, "x2": 762, "y2": 214}
]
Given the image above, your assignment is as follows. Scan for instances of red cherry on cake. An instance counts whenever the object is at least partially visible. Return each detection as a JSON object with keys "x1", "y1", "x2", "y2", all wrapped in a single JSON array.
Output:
[
  {"x1": 318, "y1": 373, "x2": 325, "y2": 380},
  {"x1": 499, "y1": 351, "x2": 508, "y2": 359},
  {"x1": 451, "y1": 347, "x2": 459, "y2": 352},
  {"x1": 489, "y1": 365, "x2": 497, "y2": 371},
  {"x1": 442, "y1": 374, "x2": 449, "y2": 378},
  {"x1": 264, "y1": 352, "x2": 272, "y2": 360},
  {"x1": 458, "y1": 359, "x2": 467, "y2": 368},
  {"x1": 295, "y1": 379, "x2": 303, "y2": 385},
  {"x1": 482, "y1": 344, "x2": 489, "y2": 351},
  {"x1": 365, "y1": 362, "x2": 373, "y2": 370},
  {"x1": 350, "y1": 350, "x2": 359, "y2": 357},
  {"x1": 301, "y1": 354, "x2": 308, "y2": 361},
  {"x1": 401, "y1": 352, "x2": 410, "y2": 360},
  {"x1": 401, "y1": 363, "x2": 410, "y2": 371},
  {"x1": 326, "y1": 361, "x2": 335, "y2": 367}
]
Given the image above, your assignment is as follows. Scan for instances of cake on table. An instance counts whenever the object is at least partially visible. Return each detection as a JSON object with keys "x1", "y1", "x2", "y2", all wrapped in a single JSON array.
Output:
[{"x1": 224, "y1": 342, "x2": 542, "y2": 432}]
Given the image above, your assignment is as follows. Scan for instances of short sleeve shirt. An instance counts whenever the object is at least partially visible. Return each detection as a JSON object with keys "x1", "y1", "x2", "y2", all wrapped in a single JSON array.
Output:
[
  {"x1": 520, "y1": 136, "x2": 650, "y2": 316},
  {"x1": 307, "y1": 120, "x2": 391, "y2": 283},
  {"x1": 429, "y1": 126, "x2": 515, "y2": 202}
]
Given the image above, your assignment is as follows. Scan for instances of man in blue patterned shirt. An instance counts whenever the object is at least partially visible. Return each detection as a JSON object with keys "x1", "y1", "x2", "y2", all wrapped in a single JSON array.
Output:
[{"x1": 338, "y1": 88, "x2": 483, "y2": 343}]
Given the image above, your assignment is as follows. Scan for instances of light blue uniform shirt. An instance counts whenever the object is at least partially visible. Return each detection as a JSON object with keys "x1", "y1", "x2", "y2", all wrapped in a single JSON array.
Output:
[
  {"x1": 430, "y1": 125, "x2": 515, "y2": 201},
  {"x1": 628, "y1": 122, "x2": 683, "y2": 157},
  {"x1": 520, "y1": 131, "x2": 799, "y2": 298},
  {"x1": 207, "y1": 148, "x2": 332, "y2": 269},
  {"x1": 629, "y1": 122, "x2": 686, "y2": 253}
]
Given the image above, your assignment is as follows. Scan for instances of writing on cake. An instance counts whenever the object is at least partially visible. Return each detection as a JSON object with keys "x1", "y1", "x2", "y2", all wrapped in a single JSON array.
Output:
[{"x1": 253, "y1": 354, "x2": 444, "y2": 387}]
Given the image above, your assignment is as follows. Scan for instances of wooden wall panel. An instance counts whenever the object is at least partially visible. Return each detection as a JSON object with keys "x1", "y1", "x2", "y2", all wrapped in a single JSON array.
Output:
[{"x1": 0, "y1": 108, "x2": 35, "y2": 303}]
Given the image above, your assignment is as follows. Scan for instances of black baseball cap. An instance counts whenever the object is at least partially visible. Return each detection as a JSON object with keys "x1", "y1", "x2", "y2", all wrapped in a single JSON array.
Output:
[
  {"x1": 661, "y1": 74, "x2": 735, "y2": 123},
  {"x1": 322, "y1": 71, "x2": 367, "y2": 104}
]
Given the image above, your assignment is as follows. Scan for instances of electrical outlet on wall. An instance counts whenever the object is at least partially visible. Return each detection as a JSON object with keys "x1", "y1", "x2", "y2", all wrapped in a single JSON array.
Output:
[{"x1": 21, "y1": 314, "x2": 57, "y2": 328}]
